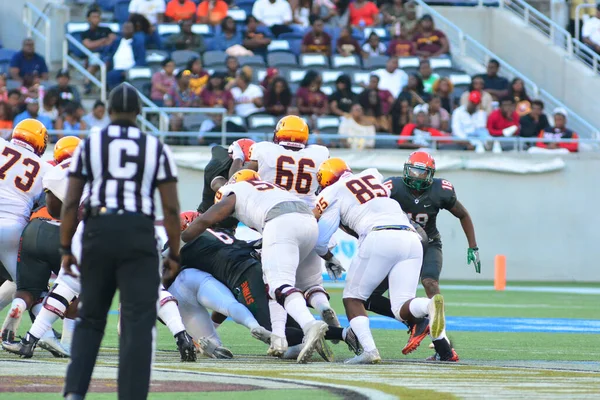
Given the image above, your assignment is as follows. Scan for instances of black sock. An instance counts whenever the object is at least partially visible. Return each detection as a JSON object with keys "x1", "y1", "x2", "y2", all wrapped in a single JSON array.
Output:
[
  {"x1": 325, "y1": 326, "x2": 343, "y2": 341},
  {"x1": 285, "y1": 327, "x2": 304, "y2": 346},
  {"x1": 364, "y1": 294, "x2": 395, "y2": 319}
]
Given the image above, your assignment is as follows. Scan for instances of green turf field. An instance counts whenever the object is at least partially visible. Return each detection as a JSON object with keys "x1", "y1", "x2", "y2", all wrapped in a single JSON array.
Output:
[{"x1": 1, "y1": 281, "x2": 599, "y2": 399}]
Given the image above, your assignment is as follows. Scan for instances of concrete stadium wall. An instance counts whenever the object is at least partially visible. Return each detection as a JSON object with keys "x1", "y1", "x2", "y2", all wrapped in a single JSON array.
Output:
[
  {"x1": 172, "y1": 150, "x2": 600, "y2": 283},
  {"x1": 434, "y1": 7, "x2": 600, "y2": 133}
]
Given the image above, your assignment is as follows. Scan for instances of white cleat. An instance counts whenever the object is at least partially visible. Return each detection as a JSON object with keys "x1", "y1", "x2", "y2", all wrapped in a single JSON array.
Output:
[
  {"x1": 428, "y1": 294, "x2": 446, "y2": 340},
  {"x1": 267, "y1": 334, "x2": 288, "y2": 358},
  {"x1": 250, "y1": 326, "x2": 272, "y2": 345},
  {"x1": 282, "y1": 344, "x2": 303, "y2": 359},
  {"x1": 320, "y1": 307, "x2": 341, "y2": 344},
  {"x1": 297, "y1": 320, "x2": 328, "y2": 364},
  {"x1": 198, "y1": 337, "x2": 233, "y2": 359},
  {"x1": 344, "y1": 349, "x2": 382, "y2": 364},
  {"x1": 38, "y1": 337, "x2": 70, "y2": 358}
]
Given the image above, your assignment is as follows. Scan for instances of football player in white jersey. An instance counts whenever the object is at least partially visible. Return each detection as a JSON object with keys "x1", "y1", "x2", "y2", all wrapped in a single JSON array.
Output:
[
  {"x1": 182, "y1": 169, "x2": 329, "y2": 363},
  {"x1": 228, "y1": 116, "x2": 341, "y2": 332},
  {"x1": 313, "y1": 158, "x2": 453, "y2": 364},
  {"x1": 0, "y1": 119, "x2": 50, "y2": 322},
  {"x1": 1, "y1": 137, "x2": 80, "y2": 356}
]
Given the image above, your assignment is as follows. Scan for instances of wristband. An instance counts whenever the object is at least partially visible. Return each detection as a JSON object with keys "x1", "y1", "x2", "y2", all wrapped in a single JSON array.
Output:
[{"x1": 59, "y1": 246, "x2": 73, "y2": 256}]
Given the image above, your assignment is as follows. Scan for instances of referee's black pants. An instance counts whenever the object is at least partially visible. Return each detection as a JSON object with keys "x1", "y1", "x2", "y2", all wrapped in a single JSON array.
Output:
[{"x1": 64, "y1": 214, "x2": 159, "y2": 400}]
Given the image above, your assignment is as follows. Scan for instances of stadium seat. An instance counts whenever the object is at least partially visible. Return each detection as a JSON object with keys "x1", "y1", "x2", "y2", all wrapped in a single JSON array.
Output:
[
  {"x1": 287, "y1": 69, "x2": 307, "y2": 83},
  {"x1": 362, "y1": 55, "x2": 388, "y2": 70},
  {"x1": 289, "y1": 82, "x2": 299, "y2": 94},
  {"x1": 321, "y1": 85, "x2": 334, "y2": 96},
  {"x1": 127, "y1": 67, "x2": 152, "y2": 81},
  {"x1": 255, "y1": 68, "x2": 267, "y2": 83},
  {"x1": 248, "y1": 114, "x2": 277, "y2": 131},
  {"x1": 316, "y1": 116, "x2": 340, "y2": 134},
  {"x1": 429, "y1": 57, "x2": 453, "y2": 69},
  {"x1": 398, "y1": 57, "x2": 420, "y2": 69},
  {"x1": 288, "y1": 40, "x2": 302, "y2": 56},
  {"x1": 114, "y1": 0, "x2": 130, "y2": 24},
  {"x1": 363, "y1": 27, "x2": 389, "y2": 40},
  {"x1": 322, "y1": 70, "x2": 343, "y2": 84},
  {"x1": 351, "y1": 71, "x2": 371, "y2": 86},
  {"x1": 267, "y1": 40, "x2": 291, "y2": 53},
  {"x1": 172, "y1": 50, "x2": 200, "y2": 67},
  {"x1": 267, "y1": 52, "x2": 297, "y2": 68},
  {"x1": 236, "y1": 0, "x2": 255, "y2": 16},
  {"x1": 97, "y1": 0, "x2": 117, "y2": 12},
  {"x1": 157, "y1": 24, "x2": 181, "y2": 38},
  {"x1": 351, "y1": 86, "x2": 363, "y2": 94},
  {"x1": 278, "y1": 32, "x2": 305, "y2": 40},
  {"x1": 375, "y1": 133, "x2": 398, "y2": 149},
  {"x1": 300, "y1": 53, "x2": 329, "y2": 68},
  {"x1": 202, "y1": 50, "x2": 227, "y2": 67},
  {"x1": 435, "y1": 67, "x2": 467, "y2": 78},
  {"x1": 146, "y1": 50, "x2": 169, "y2": 67},
  {"x1": 66, "y1": 22, "x2": 90, "y2": 34},
  {"x1": 228, "y1": 9, "x2": 247, "y2": 22},
  {"x1": 0, "y1": 48, "x2": 17, "y2": 62},
  {"x1": 449, "y1": 74, "x2": 472, "y2": 86},
  {"x1": 224, "y1": 115, "x2": 246, "y2": 129},
  {"x1": 332, "y1": 55, "x2": 361, "y2": 69},
  {"x1": 191, "y1": 24, "x2": 212, "y2": 36},
  {"x1": 238, "y1": 55, "x2": 266, "y2": 68},
  {"x1": 6, "y1": 79, "x2": 20, "y2": 90},
  {"x1": 0, "y1": 62, "x2": 10, "y2": 75},
  {"x1": 183, "y1": 113, "x2": 207, "y2": 131}
]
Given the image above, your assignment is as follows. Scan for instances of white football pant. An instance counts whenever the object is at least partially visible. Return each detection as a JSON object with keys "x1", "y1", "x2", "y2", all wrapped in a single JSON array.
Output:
[{"x1": 0, "y1": 219, "x2": 27, "y2": 281}]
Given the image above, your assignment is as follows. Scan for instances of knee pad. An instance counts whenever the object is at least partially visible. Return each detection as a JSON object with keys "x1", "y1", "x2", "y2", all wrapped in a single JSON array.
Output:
[
  {"x1": 274, "y1": 285, "x2": 303, "y2": 307},
  {"x1": 43, "y1": 283, "x2": 77, "y2": 319},
  {"x1": 303, "y1": 286, "x2": 330, "y2": 303}
]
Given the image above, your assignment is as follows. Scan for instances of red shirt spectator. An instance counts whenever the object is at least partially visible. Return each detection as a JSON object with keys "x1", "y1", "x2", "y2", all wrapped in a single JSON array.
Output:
[
  {"x1": 487, "y1": 97, "x2": 520, "y2": 137},
  {"x1": 199, "y1": 73, "x2": 234, "y2": 113},
  {"x1": 387, "y1": 38, "x2": 415, "y2": 57},
  {"x1": 413, "y1": 14, "x2": 450, "y2": 57},
  {"x1": 398, "y1": 105, "x2": 449, "y2": 148},
  {"x1": 336, "y1": 27, "x2": 362, "y2": 56},
  {"x1": 349, "y1": 0, "x2": 380, "y2": 27},
  {"x1": 301, "y1": 18, "x2": 332, "y2": 55},
  {"x1": 296, "y1": 71, "x2": 328, "y2": 115},
  {"x1": 165, "y1": 0, "x2": 197, "y2": 22},
  {"x1": 536, "y1": 108, "x2": 578, "y2": 152}
]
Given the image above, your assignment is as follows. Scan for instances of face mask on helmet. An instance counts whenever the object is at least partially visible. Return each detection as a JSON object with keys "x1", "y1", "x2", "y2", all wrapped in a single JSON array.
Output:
[{"x1": 403, "y1": 164, "x2": 434, "y2": 190}]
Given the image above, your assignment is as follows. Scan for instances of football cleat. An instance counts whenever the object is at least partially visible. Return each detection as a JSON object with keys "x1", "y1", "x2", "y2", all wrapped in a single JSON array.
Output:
[
  {"x1": 198, "y1": 337, "x2": 233, "y2": 359},
  {"x1": 250, "y1": 326, "x2": 272, "y2": 345},
  {"x1": 273, "y1": 115, "x2": 309, "y2": 149},
  {"x1": 297, "y1": 320, "x2": 328, "y2": 364},
  {"x1": 320, "y1": 307, "x2": 341, "y2": 344},
  {"x1": 317, "y1": 158, "x2": 352, "y2": 189},
  {"x1": 428, "y1": 294, "x2": 446, "y2": 340},
  {"x1": 53, "y1": 136, "x2": 81, "y2": 164},
  {"x1": 282, "y1": 344, "x2": 303, "y2": 359},
  {"x1": 175, "y1": 331, "x2": 197, "y2": 362},
  {"x1": 315, "y1": 335, "x2": 334, "y2": 362},
  {"x1": 426, "y1": 348, "x2": 460, "y2": 362},
  {"x1": 344, "y1": 349, "x2": 382, "y2": 365},
  {"x1": 343, "y1": 327, "x2": 363, "y2": 356},
  {"x1": 402, "y1": 317, "x2": 430, "y2": 355},
  {"x1": 267, "y1": 334, "x2": 288, "y2": 358},
  {"x1": 2, "y1": 333, "x2": 38, "y2": 358},
  {"x1": 39, "y1": 337, "x2": 70, "y2": 358},
  {"x1": 427, "y1": 338, "x2": 459, "y2": 362}
]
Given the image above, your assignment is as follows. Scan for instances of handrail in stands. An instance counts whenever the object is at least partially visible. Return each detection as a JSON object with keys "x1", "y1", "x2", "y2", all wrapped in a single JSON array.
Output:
[
  {"x1": 414, "y1": 0, "x2": 599, "y2": 138},
  {"x1": 63, "y1": 34, "x2": 107, "y2": 103},
  {"x1": 22, "y1": 2, "x2": 51, "y2": 65}
]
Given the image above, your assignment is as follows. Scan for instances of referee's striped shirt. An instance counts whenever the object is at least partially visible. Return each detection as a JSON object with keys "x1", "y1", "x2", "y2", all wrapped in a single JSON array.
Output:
[{"x1": 68, "y1": 121, "x2": 178, "y2": 219}]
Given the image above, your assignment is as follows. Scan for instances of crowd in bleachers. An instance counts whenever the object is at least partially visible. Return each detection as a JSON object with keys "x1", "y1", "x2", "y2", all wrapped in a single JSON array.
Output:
[{"x1": 0, "y1": 0, "x2": 581, "y2": 152}]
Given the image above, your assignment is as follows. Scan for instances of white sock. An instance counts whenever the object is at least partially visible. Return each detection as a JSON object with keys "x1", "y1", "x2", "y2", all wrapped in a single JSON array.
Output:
[
  {"x1": 308, "y1": 291, "x2": 331, "y2": 313},
  {"x1": 0, "y1": 281, "x2": 16, "y2": 311},
  {"x1": 349, "y1": 316, "x2": 377, "y2": 353},
  {"x1": 41, "y1": 328, "x2": 55, "y2": 339},
  {"x1": 268, "y1": 300, "x2": 287, "y2": 338},
  {"x1": 157, "y1": 300, "x2": 186, "y2": 336},
  {"x1": 31, "y1": 302, "x2": 43, "y2": 317},
  {"x1": 227, "y1": 302, "x2": 260, "y2": 331},
  {"x1": 284, "y1": 292, "x2": 316, "y2": 331},
  {"x1": 2, "y1": 298, "x2": 26, "y2": 333},
  {"x1": 61, "y1": 318, "x2": 76, "y2": 347},
  {"x1": 29, "y1": 307, "x2": 59, "y2": 340},
  {"x1": 408, "y1": 298, "x2": 431, "y2": 319},
  {"x1": 433, "y1": 328, "x2": 448, "y2": 342}
]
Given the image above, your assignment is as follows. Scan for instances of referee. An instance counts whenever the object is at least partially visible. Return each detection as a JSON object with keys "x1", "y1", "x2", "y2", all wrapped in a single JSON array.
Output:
[{"x1": 59, "y1": 83, "x2": 182, "y2": 400}]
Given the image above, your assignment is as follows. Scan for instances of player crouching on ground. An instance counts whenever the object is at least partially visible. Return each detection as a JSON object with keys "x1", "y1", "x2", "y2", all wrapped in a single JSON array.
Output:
[{"x1": 313, "y1": 158, "x2": 451, "y2": 364}]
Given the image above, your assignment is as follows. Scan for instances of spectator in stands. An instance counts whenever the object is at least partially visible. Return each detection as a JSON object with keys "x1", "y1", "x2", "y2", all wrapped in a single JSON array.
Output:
[
  {"x1": 224, "y1": 56, "x2": 240, "y2": 89},
  {"x1": 348, "y1": 0, "x2": 380, "y2": 27},
  {"x1": 520, "y1": 99, "x2": 550, "y2": 141},
  {"x1": 381, "y1": 0, "x2": 405, "y2": 25},
  {"x1": 244, "y1": 15, "x2": 272, "y2": 58},
  {"x1": 6, "y1": 90, "x2": 21, "y2": 117},
  {"x1": 397, "y1": 104, "x2": 448, "y2": 149},
  {"x1": 188, "y1": 58, "x2": 210, "y2": 94},
  {"x1": 165, "y1": 0, "x2": 197, "y2": 22},
  {"x1": 252, "y1": 0, "x2": 294, "y2": 37},
  {"x1": 460, "y1": 75, "x2": 492, "y2": 114},
  {"x1": 20, "y1": 74, "x2": 45, "y2": 103},
  {"x1": 0, "y1": 75, "x2": 8, "y2": 103},
  {"x1": 103, "y1": 21, "x2": 147, "y2": 90},
  {"x1": 83, "y1": 100, "x2": 110, "y2": 130},
  {"x1": 166, "y1": 19, "x2": 206, "y2": 52},
  {"x1": 198, "y1": 114, "x2": 248, "y2": 145},
  {"x1": 336, "y1": 27, "x2": 363, "y2": 56},
  {"x1": 418, "y1": 59, "x2": 440, "y2": 94},
  {"x1": 264, "y1": 77, "x2": 292, "y2": 116},
  {"x1": 165, "y1": 69, "x2": 199, "y2": 131},
  {"x1": 508, "y1": 78, "x2": 532, "y2": 117},
  {"x1": 151, "y1": 58, "x2": 177, "y2": 106},
  {"x1": 231, "y1": 66, "x2": 264, "y2": 117},
  {"x1": 296, "y1": 70, "x2": 329, "y2": 116},
  {"x1": 535, "y1": 108, "x2": 579, "y2": 152},
  {"x1": 413, "y1": 14, "x2": 449, "y2": 58},
  {"x1": 373, "y1": 57, "x2": 407, "y2": 99},
  {"x1": 0, "y1": 102, "x2": 14, "y2": 132},
  {"x1": 14, "y1": 97, "x2": 53, "y2": 130},
  {"x1": 339, "y1": 104, "x2": 376, "y2": 149},
  {"x1": 197, "y1": 0, "x2": 229, "y2": 25},
  {"x1": 432, "y1": 77, "x2": 454, "y2": 113},
  {"x1": 48, "y1": 69, "x2": 81, "y2": 111},
  {"x1": 55, "y1": 102, "x2": 87, "y2": 139},
  {"x1": 475, "y1": 59, "x2": 509, "y2": 100},
  {"x1": 568, "y1": 0, "x2": 596, "y2": 38},
  {"x1": 129, "y1": 13, "x2": 163, "y2": 49},
  {"x1": 199, "y1": 72, "x2": 235, "y2": 113},
  {"x1": 400, "y1": 1, "x2": 419, "y2": 37},
  {"x1": 451, "y1": 90, "x2": 488, "y2": 150},
  {"x1": 397, "y1": 74, "x2": 430, "y2": 107},
  {"x1": 261, "y1": 68, "x2": 280, "y2": 90},
  {"x1": 329, "y1": 74, "x2": 357, "y2": 116},
  {"x1": 213, "y1": 17, "x2": 244, "y2": 51},
  {"x1": 390, "y1": 98, "x2": 412, "y2": 135},
  {"x1": 428, "y1": 95, "x2": 449, "y2": 132},
  {"x1": 128, "y1": 0, "x2": 165, "y2": 25},
  {"x1": 582, "y1": 5, "x2": 600, "y2": 54},
  {"x1": 487, "y1": 96, "x2": 520, "y2": 149},
  {"x1": 302, "y1": 17, "x2": 333, "y2": 55},
  {"x1": 38, "y1": 90, "x2": 59, "y2": 125},
  {"x1": 365, "y1": 75, "x2": 394, "y2": 115},
  {"x1": 387, "y1": 23, "x2": 415, "y2": 57},
  {"x1": 10, "y1": 38, "x2": 48, "y2": 82},
  {"x1": 81, "y1": 8, "x2": 117, "y2": 94},
  {"x1": 313, "y1": 0, "x2": 349, "y2": 27},
  {"x1": 362, "y1": 32, "x2": 387, "y2": 57},
  {"x1": 293, "y1": 0, "x2": 312, "y2": 28},
  {"x1": 358, "y1": 88, "x2": 389, "y2": 131}
]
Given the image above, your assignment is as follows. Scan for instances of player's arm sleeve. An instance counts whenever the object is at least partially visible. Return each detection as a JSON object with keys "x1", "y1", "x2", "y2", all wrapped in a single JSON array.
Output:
[
  {"x1": 68, "y1": 140, "x2": 88, "y2": 180},
  {"x1": 156, "y1": 143, "x2": 179, "y2": 185}
]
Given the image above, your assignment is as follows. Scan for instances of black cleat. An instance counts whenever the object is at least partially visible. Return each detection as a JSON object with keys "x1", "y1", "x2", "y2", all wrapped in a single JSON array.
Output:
[
  {"x1": 2, "y1": 333, "x2": 38, "y2": 358},
  {"x1": 175, "y1": 331, "x2": 197, "y2": 362},
  {"x1": 343, "y1": 327, "x2": 363, "y2": 355},
  {"x1": 402, "y1": 317, "x2": 430, "y2": 355},
  {"x1": 427, "y1": 338, "x2": 459, "y2": 362}
]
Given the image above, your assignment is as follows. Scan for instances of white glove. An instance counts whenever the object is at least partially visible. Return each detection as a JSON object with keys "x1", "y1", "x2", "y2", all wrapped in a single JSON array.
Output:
[
  {"x1": 325, "y1": 256, "x2": 345, "y2": 281},
  {"x1": 228, "y1": 141, "x2": 245, "y2": 161}
]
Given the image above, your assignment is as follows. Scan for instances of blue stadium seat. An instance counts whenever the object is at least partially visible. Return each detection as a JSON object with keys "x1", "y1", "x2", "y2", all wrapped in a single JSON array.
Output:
[
  {"x1": 97, "y1": 0, "x2": 118, "y2": 12},
  {"x1": 228, "y1": 9, "x2": 247, "y2": 23},
  {"x1": 256, "y1": 25, "x2": 274, "y2": 38},
  {"x1": 236, "y1": 0, "x2": 255, "y2": 16},
  {"x1": 238, "y1": 55, "x2": 266, "y2": 68},
  {"x1": 0, "y1": 48, "x2": 17, "y2": 62},
  {"x1": 114, "y1": 0, "x2": 130, "y2": 24},
  {"x1": 363, "y1": 27, "x2": 389, "y2": 40},
  {"x1": 278, "y1": 32, "x2": 304, "y2": 40},
  {"x1": 332, "y1": 54, "x2": 361, "y2": 70},
  {"x1": 363, "y1": 55, "x2": 388, "y2": 70},
  {"x1": 0, "y1": 62, "x2": 9, "y2": 75},
  {"x1": 288, "y1": 39, "x2": 302, "y2": 56},
  {"x1": 267, "y1": 40, "x2": 291, "y2": 53},
  {"x1": 267, "y1": 52, "x2": 297, "y2": 68},
  {"x1": 203, "y1": 50, "x2": 227, "y2": 67},
  {"x1": 171, "y1": 50, "x2": 200, "y2": 67}
]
